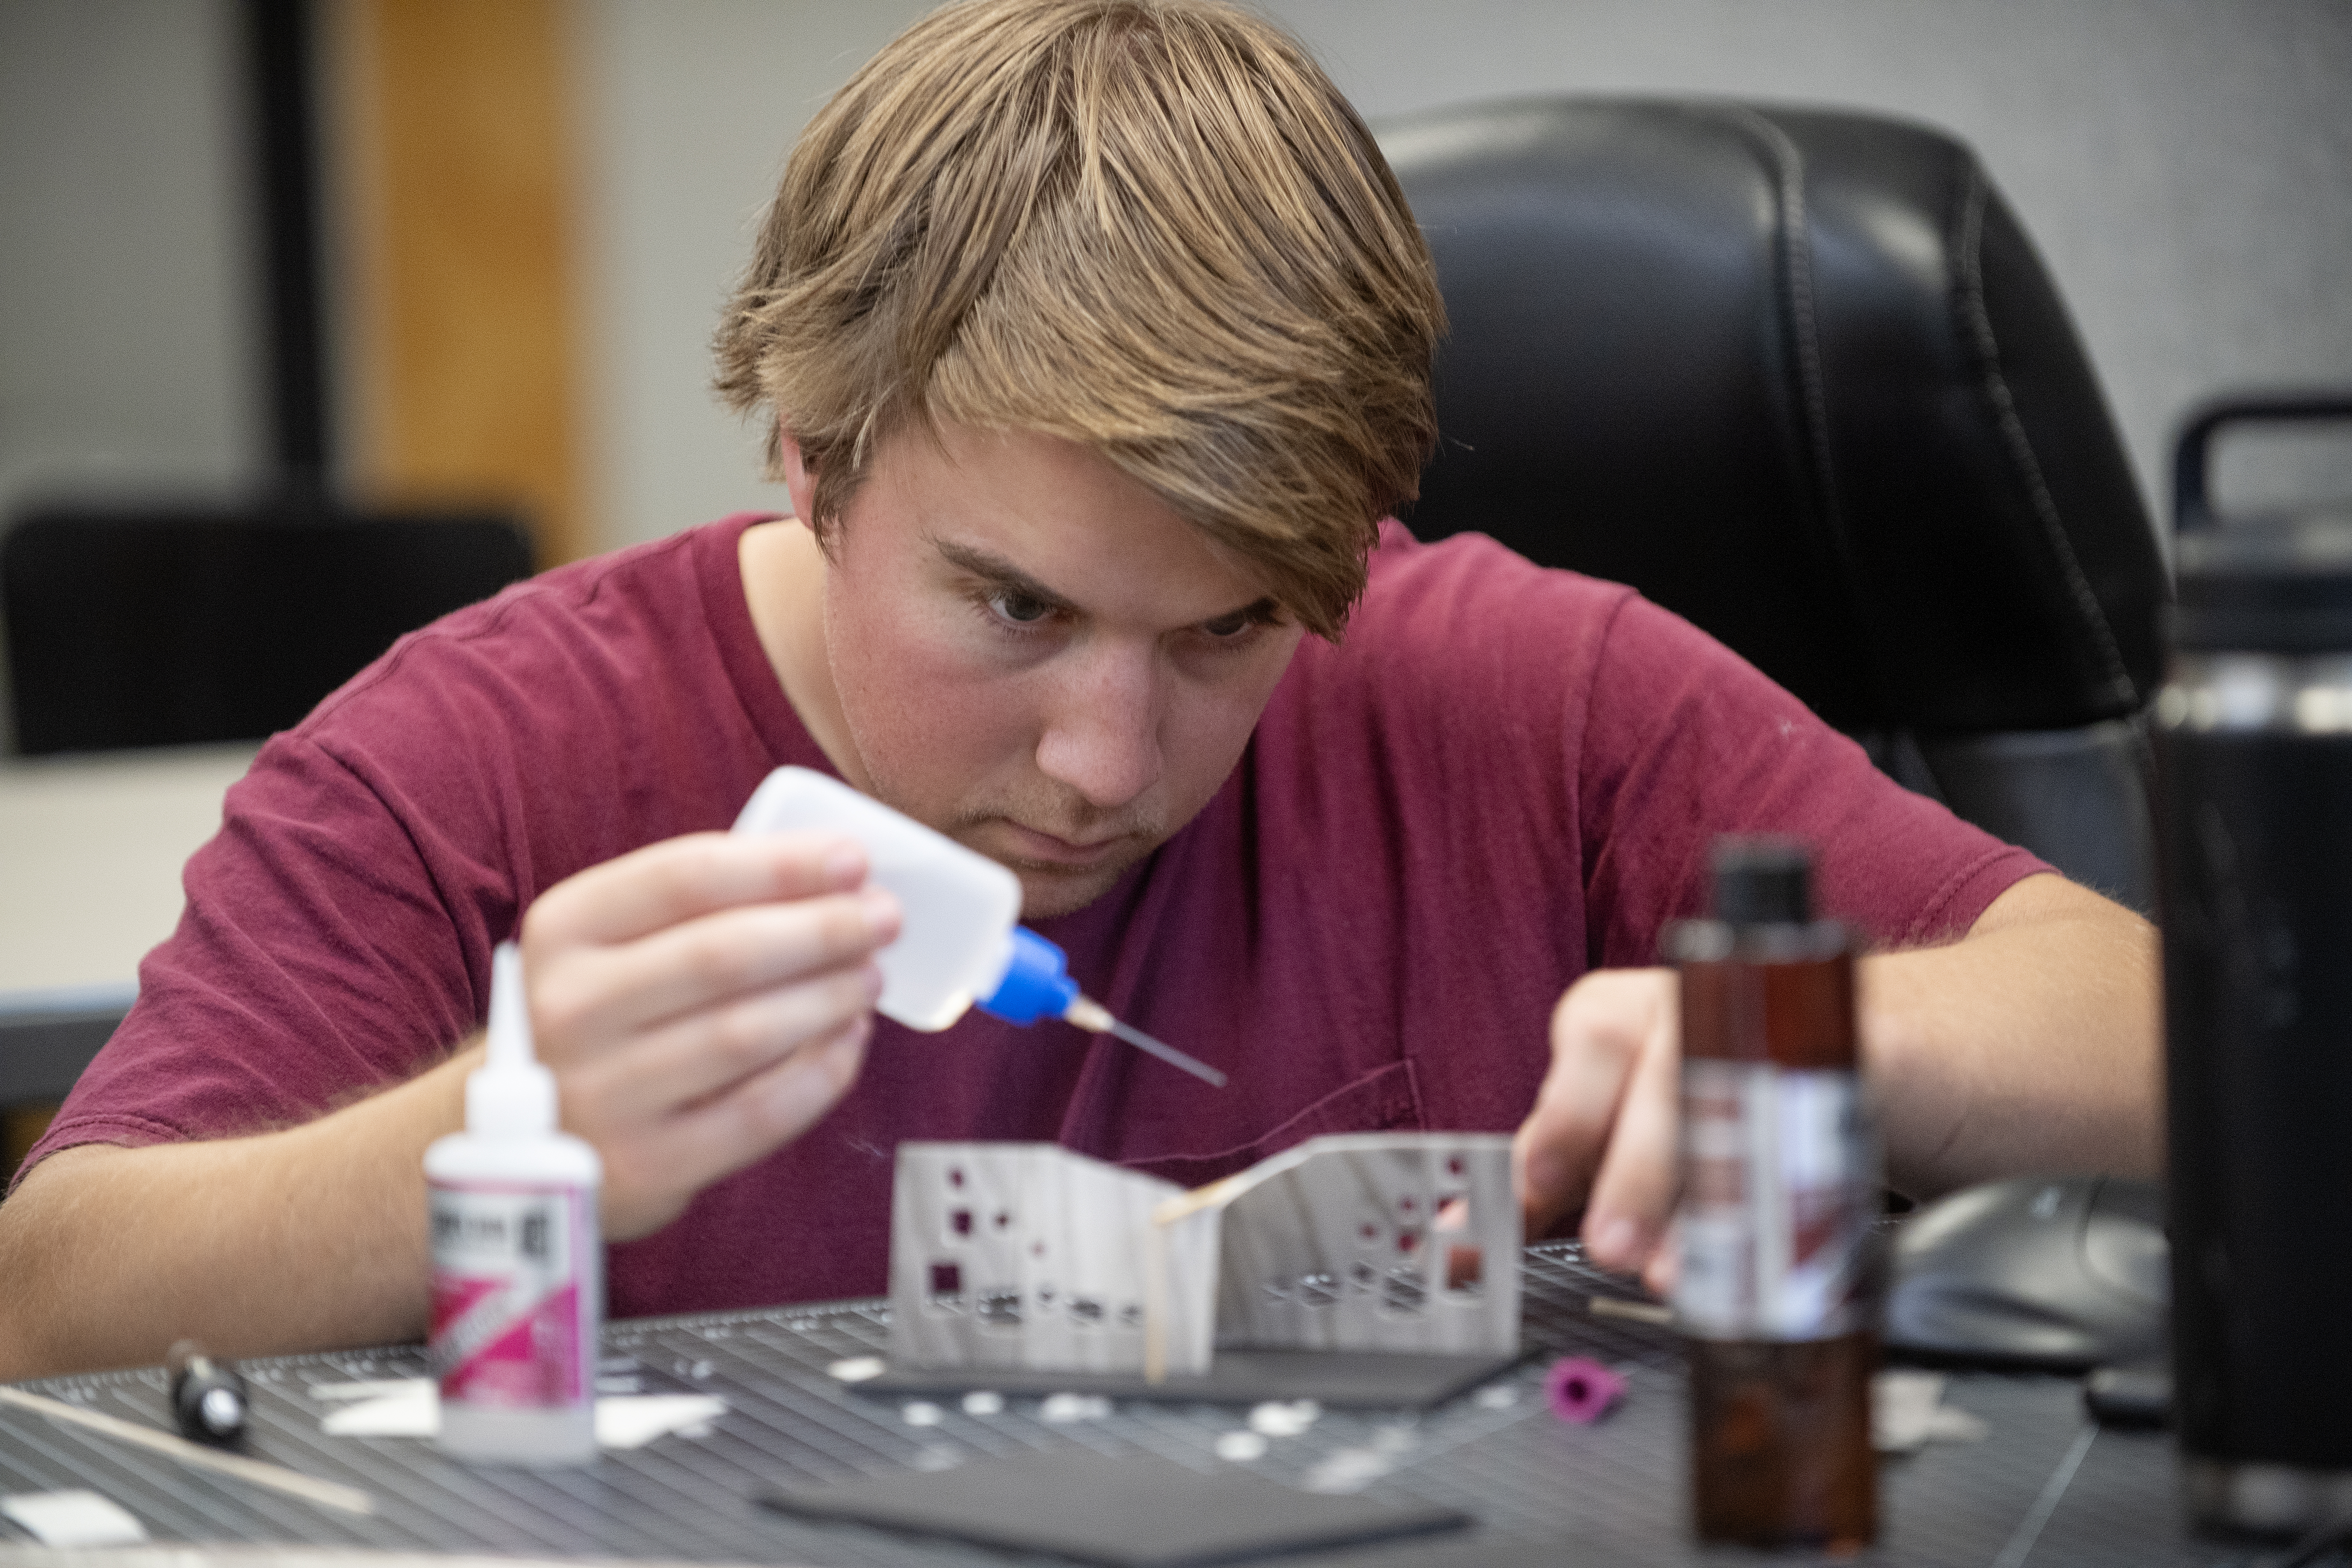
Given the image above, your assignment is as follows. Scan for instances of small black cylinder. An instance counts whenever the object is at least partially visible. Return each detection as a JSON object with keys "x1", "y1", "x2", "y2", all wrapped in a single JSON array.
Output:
[{"x1": 1709, "y1": 836, "x2": 1813, "y2": 928}]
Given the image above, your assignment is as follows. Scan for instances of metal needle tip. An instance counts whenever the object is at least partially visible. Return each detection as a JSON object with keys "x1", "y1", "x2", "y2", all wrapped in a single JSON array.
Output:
[{"x1": 1064, "y1": 998, "x2": 1228, "y2": 1087}]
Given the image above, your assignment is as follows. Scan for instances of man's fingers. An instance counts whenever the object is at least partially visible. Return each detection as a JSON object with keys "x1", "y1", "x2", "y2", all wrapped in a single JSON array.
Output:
[
  {"x1": 1512, "y1": 969, "x2": 1671, "y2": 1236},
  {"x1": 524, "y1": 831, "x2": 868, "y2": 950},
  {"x1": 1580, "y1": 991, "x2": 1682, "y2": 1272},
  {"x1": 536, "y1": 887, "x2": 899, "y2": 1044},
  {"x1": 1640, "y1": 1222, "x2": 1681, "y2": 1299},
  {"x1": 513, "y1": 825, "x2": 905, "y2": 1240},
  {"x1": 601, "y1": 1014, "x2": 874, "y2": 1241},
  {"x1": 581, "y1": 961, "x2": 883, "y2": 1115}
]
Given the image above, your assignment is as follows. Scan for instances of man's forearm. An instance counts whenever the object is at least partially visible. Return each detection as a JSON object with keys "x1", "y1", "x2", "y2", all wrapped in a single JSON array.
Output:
[
  {"x1": 0, "y1": 1045, "x2": 478, "y2": 1380},
  {"x1": 1863, "y1": 873, "x2": 2163, "y2": 1199}
]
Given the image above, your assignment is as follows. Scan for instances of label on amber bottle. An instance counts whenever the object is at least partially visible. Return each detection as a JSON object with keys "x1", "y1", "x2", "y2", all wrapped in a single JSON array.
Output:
[{"x1": 1675, "y1": 1061, "x2": 1877, "y2": 1341}]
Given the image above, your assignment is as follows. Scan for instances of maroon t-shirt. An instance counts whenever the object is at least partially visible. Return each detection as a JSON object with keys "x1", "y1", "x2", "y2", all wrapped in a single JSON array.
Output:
[{"x1": 26, "y1": 515, "x2": 2043, "y2": 1314}]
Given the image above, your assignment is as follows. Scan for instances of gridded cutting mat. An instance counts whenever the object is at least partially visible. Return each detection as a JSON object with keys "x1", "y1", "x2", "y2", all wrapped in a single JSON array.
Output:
[{"x1": 0, "y1": 1245, "x2": 2243, "y2": 1566}]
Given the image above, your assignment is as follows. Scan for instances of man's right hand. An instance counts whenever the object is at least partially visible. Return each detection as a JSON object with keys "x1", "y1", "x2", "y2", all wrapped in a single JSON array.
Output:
[
  {"x1": 520, "y1": 830, "x2": 900, "y2": 1239},
  {"x1": 0, "y1": 829, "x2": 899, "y2": 1378}
]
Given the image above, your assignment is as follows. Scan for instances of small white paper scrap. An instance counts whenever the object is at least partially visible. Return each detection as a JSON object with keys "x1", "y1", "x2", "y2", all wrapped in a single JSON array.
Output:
[
  {"x1": 308, "y1": 1377, "x2": 427, "y2": 1402},
  {"x1": 313, "y1": 1378, "x2": 729, "y2": 1449},
  {"x1": 1872, "y1": 1370, "x2": 1990, "y2": 1454},
  {"x1": 2, "y1": 1489, "x2": 150, "y2": 1547},
  {"x1": 1247, "y1": 1399, "x2": 1321, "y2": 1438},
  {"x1": 321, "y1": 1380, "x2": 437, "y2": 1437},
  {"x1": 1038, "y1": 1392, "x2": 1112, "y2": 1423},
  {"x1": 1214, "y1": 1430, "x2": 1269, "y2": 1462},
  {"x1": 597, "y1": 1394, "x2": 728, "y2": 1450},
  {"x1": 1300, "y1": 1447, "x2": 1394, "y2": 1494}
]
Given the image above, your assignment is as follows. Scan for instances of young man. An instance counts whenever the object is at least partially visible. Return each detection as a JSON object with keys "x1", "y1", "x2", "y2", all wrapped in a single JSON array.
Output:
[{"x1": 0, "y1": 0, "x2": 2157, "y2": 1377}]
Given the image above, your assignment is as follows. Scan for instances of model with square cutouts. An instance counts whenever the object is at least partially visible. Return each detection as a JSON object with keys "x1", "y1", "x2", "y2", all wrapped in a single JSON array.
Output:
[{"x1": 886, "y1": 1134, "x2": 1518, "y2": 1381}]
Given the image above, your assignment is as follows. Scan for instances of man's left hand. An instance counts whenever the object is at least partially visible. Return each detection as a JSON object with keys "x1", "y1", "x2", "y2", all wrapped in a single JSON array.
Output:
[{"x1": 1509, "y1": 872, "x2": 2163, "y2": 1298}]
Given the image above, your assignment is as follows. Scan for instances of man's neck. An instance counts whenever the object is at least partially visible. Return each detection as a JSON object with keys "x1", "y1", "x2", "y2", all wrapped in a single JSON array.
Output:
[{"x1": 739, "y1": 518, "x2": 865, "y2": 787}]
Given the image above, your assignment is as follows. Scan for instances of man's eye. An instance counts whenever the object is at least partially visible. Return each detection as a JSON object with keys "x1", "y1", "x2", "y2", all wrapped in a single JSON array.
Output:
[
  {"x1": 990, "y1": 591, "x2": 1052, "y2": 625},
  {"x1": 1201, "y1": 610, "x2": 1260, "y2": 638}
]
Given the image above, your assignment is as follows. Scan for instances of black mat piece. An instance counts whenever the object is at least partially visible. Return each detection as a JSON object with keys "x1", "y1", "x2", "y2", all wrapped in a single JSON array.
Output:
[
  {"x1": 760, "y1": 1448, "x2": 1469, "y2": 1568},
  {"x1": 1345, "y1": 1543, "x2": 1582, "y2": 1568},
  {"x1": 863, "y1": 1348, "x2": 1519, "y2": 1409}
]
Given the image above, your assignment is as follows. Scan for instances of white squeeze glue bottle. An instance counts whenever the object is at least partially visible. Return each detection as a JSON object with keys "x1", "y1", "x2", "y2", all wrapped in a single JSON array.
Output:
[
  {"x1": 732, "y1": 766, "x2": 1225, "y2": 1086},
  {"x1": 425, "y1": 942, "x2": 602, "y2": 1465}
]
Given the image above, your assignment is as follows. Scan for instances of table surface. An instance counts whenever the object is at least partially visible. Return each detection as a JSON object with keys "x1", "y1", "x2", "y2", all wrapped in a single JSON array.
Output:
[
  {"x1": 0, "y1": 743, "x2": 253, "y2": 1009},
  {"x1": 0, "y1": 1244, "x2": 2257, "y2": 1568}
]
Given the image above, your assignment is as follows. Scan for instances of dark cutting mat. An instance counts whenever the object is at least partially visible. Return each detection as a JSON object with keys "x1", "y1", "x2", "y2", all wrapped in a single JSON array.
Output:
[{"x1": 0, "y1": 1244, "x2": 2248, "y2": 1566}]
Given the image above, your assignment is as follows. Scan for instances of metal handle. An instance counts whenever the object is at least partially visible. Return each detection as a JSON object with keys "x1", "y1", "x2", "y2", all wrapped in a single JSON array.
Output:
[{"x1": 2173, "y1": 393, "x2": 2352, "y2": 534}]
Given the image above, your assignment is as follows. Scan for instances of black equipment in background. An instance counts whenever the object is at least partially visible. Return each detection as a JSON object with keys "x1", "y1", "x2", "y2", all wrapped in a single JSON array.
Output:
[
  {"x1": 2156, "y1": 394, "x2": 2352, "y2": 1538},
  {"x1": 245, "y1": 0, "x2": 333, "y2": 485},
  {"x1": 1381, "y1": 98, "x2": 2168, "y2": 911},
  {"x1": 3, "y1": 501, "x2": 532, "y2": 754}
]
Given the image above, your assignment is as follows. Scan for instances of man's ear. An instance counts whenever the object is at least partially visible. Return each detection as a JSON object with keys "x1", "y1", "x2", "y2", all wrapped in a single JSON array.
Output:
[{"x1": 778, "y1": 425, "x2": 816, "y2": 525}]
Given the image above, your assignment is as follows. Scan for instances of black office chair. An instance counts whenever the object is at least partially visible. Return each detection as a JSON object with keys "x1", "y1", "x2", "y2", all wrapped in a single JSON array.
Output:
[
  {"x1": 1381, "y1": 98, "x2": 2167, "y2": 912},
  {"x1": 3, "y1": 497, "x2": 535, "y2": 754}
]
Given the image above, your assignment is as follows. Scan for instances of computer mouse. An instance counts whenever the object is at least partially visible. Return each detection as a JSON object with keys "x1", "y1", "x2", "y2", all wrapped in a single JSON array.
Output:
[{"x1": 1884, "y1": 1174, "x2": 2166, "y2": 1372}]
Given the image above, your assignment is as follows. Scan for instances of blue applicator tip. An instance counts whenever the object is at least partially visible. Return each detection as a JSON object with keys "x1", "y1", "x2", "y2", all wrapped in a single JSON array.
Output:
[{"x1": 976, "y1": 929, "x2": 1226, "y2": 1087}]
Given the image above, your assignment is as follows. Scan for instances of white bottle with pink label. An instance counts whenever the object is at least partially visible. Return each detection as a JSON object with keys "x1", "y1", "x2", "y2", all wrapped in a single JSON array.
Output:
[{"x1": 425, "y1": 942, "x2": 602, "y2": 1465}]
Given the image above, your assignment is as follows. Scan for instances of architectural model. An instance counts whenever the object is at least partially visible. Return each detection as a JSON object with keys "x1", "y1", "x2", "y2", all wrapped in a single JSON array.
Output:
[{"x1": 886, "y1": 1133, "x2": 1519, "y2": 1381}]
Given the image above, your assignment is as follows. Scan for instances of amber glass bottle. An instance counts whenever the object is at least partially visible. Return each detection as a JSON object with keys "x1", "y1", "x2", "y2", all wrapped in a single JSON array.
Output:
[{"x1": 1666, "y1": 838, "x2": 1878, "y2": 1551}]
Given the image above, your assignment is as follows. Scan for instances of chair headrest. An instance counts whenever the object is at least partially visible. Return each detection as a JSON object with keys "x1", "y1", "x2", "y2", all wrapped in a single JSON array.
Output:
[{"x1": 1383, "y1": 98, "x2": 2164, "y2": 732}]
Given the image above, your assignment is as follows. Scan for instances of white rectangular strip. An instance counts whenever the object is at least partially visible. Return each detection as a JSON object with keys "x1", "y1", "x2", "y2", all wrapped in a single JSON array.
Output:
[{"x1": 2, "y1": 1488, "x2": 150, "y2": 1546}]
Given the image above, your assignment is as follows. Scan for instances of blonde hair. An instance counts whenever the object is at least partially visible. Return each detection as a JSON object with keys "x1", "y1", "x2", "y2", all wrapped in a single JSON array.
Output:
[{"x1": 712, "y1": 0, "x2": 1442, "y2": 638}]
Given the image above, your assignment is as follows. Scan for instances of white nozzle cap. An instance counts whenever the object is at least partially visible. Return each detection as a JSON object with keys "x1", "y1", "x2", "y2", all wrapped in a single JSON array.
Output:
[{"x1": 468, "y1": 942, "x2": 559, "y2": 1138}]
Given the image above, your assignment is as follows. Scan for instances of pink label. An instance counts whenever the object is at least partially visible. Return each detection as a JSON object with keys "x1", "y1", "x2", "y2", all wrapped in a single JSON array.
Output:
[{"x1": 429, "y1": 1181, "x2": 596, "y2": 1409}]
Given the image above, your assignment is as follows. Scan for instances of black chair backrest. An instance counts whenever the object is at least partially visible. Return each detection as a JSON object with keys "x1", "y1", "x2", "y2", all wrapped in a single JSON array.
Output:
[
  {"x1": 4, "y1": 500, "x2": 534, "y2": 754},
  {"x1": 1382, "y1": 98, "x2": 2169, "y2": 908}
]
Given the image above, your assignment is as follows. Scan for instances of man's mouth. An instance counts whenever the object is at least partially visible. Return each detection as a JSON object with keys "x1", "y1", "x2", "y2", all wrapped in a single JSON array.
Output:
[{"x1": 993, "y1": 820, "x2": 1132, "y2": 870}]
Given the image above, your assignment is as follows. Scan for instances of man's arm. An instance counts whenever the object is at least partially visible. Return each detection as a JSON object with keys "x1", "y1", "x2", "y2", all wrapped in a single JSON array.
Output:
[
  {"x1": 0, "y1": 832, "x2": 896, "y2": 1379},
  {"x1": 1513, "y1": 871, "x2": 2162, "y2": 1286},
  {"x1": 0, "y1": 1054, "x2": 472, "y2": 1375}
]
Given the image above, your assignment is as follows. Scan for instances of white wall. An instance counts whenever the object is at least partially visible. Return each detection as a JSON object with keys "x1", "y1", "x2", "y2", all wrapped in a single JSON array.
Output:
[
  {"x1": 0, "y1": 0, "x2": 259, "y2": 517},
  {"x1": 4, "y1": 0, "x2": 2346, "y2": 554},
  {"x1": 1269, "y1": 0, "x2": 2352, "y2": 525},
  {"x1": 580, "y1": 0, "x2": 2352, "y2": 548},
  {"x1": 577, "y1": 0, "x2": 935, "y2": 546}
]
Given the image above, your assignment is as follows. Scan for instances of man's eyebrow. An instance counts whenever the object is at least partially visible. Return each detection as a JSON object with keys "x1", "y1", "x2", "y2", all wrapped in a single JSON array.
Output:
[
  {"x1": 931, "y1": 536, "x2": 1282, "y2": 628},
  {"x1": 931, "y1": 539, "x2": 1078, "y2": 612}
]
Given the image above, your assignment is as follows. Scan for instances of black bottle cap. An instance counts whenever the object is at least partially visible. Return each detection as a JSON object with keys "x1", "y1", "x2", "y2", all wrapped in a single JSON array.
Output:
[{"x1": 1710, "y1": 836, "x2": 1813, "y2": 928}]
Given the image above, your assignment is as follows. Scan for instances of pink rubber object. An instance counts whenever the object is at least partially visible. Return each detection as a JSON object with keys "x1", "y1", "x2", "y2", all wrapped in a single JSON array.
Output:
[{"x1": 1545, "y1": 1356, "x2": 1627, "y2": 1424}]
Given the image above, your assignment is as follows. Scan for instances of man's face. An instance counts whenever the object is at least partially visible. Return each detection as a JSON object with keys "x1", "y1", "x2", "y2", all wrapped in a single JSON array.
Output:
[{"x1": 807, "y1": 422, "x2": 1307, "y2": 920}]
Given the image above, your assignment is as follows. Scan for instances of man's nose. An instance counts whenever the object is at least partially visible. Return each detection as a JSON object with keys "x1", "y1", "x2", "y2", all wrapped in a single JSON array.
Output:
[{"x1": 1032, "y1": 640, "x2": 1163, "y2": 811}]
